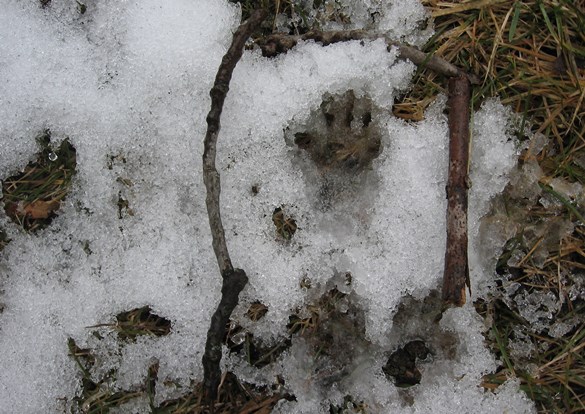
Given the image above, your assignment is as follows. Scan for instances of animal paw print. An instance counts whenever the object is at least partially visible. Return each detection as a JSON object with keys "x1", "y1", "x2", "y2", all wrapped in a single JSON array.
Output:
[{"x1": 294, "y1": 90, "x2": 381, "y2": 172}]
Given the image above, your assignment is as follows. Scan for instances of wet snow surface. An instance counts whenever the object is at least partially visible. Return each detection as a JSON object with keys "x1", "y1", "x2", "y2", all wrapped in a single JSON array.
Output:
[{"x1": 0, "y1": 0, "x2": 535, "y2": 412}]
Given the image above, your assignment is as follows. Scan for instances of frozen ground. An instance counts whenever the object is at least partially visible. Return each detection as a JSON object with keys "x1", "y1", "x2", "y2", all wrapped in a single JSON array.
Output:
[{"x1": 0, "y1": 0, "x2": 535, "y2": 412}]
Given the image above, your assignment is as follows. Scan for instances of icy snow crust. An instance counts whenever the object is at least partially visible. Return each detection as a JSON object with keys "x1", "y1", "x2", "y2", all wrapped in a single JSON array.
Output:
[{"x1": 0, "y1": 0, "x2": 534, "y2": 412}]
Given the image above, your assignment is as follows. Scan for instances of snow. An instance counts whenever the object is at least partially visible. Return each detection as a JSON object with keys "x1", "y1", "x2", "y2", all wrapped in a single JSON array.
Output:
[{"x1": 0, "y1": 0, "x2": 535, "y2": 412}]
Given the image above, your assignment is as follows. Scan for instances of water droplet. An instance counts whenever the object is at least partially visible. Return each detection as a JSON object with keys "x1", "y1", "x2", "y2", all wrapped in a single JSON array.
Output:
[
  {"x1": 230, "y1": 331, "x2": 247, "y2": 346},
  {"x1": 48, "y1": 152, "x2": 58, "y2": 162}
]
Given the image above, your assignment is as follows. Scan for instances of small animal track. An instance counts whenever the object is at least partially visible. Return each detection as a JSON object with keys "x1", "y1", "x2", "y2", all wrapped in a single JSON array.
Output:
[{"x1": 292, "y1": 90, "x2": 382, "y2": 172}]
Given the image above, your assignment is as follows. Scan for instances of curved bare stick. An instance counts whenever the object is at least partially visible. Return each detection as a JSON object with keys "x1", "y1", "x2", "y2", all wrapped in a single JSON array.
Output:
[{"x1": 201, "y1": 9, "x2": 267, "y2": 400}]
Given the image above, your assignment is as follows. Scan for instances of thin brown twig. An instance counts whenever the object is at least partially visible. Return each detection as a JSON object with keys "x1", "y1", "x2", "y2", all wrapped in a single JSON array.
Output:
[
  {"x1": 255, "y1": 30, "x2": 480, "y2": 84},
  {"x1": 442, "y1": 74, "x2": 472, "y2": 306},
  {"x1": 201, "y1": 9, "x2": 268, "y2": 401}
]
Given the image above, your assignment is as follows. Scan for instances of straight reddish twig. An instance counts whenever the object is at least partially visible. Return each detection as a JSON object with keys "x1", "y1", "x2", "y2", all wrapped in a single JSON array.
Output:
[{"x1": 442, "y1": 74, "x2": 472, "y2": 306}]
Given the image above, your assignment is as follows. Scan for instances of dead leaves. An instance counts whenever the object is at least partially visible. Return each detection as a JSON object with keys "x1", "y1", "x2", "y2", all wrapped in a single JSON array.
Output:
[
  {"x1": 272, "y1": 207, "x2": 297, "y2": 240},
  {"x1": 5, "y1": 199, "x2": 61, "y2": 221}
]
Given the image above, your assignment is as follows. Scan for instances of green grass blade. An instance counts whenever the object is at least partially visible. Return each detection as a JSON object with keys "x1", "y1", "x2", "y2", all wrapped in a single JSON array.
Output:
[
  {"x1": 538, "y1": 1, "x2": 559, "y2": 43},
  {"x1": 508, "y1": 1, "x2": 521, "y2": 42},
  {"x1": 539, "y1": 183, "x2": 585, "y2": 223}
]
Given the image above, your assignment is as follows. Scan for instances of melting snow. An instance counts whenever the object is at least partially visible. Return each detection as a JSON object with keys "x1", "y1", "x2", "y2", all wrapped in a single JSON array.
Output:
[{"x1": 0, "y1": 0, "x2": 535, "y2": 412}]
